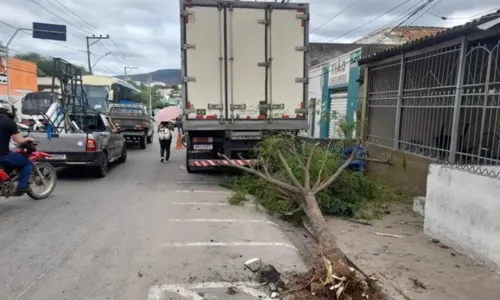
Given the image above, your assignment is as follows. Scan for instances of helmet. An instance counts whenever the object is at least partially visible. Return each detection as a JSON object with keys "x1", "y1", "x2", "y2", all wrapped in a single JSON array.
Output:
[{"x1": 0, "y1": 100, "x2": 16, "y2": 119}]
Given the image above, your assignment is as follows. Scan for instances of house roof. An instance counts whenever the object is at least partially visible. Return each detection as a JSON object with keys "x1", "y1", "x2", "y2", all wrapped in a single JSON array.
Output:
[
  {"x1": 392, "y1": 26, "x2": 446, "y2": 41},
  {"x1": 358, "y1": 10, "x2": 500, "y2": 64}
]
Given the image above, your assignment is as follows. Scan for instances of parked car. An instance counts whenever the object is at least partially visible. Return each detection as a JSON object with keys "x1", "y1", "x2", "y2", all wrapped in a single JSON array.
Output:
[
  {"x1": 30, "y1": 113, "x2": 127, "y2": 178},
  {"x1": 107, "y1": 103, "x2": 154, "y2": 149}
]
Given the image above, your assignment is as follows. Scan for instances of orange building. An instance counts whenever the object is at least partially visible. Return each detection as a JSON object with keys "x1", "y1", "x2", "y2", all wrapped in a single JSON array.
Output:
[{"x1": 0, "y1": 53, "x2": 38, "y2": 102}]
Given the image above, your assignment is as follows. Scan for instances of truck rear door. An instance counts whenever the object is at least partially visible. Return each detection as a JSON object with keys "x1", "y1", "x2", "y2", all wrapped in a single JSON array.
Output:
[
  {"x1": 227, "y1": 3, "x2": 308, "y2": 121},
  {"x1": 182, "y1": 0, "x2": 309, "y2": 128},
  {"x1": 183, "y1": 2, "x2": 225, "y2": 122}
]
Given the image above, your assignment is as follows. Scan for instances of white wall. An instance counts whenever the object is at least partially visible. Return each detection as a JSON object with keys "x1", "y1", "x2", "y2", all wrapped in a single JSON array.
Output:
[
  {"x1": 307, "y1": 64, "x2": 323, "y2": 138},
  {"x1": 424, "y1": 164, "x2": 500, "y2": 271}
]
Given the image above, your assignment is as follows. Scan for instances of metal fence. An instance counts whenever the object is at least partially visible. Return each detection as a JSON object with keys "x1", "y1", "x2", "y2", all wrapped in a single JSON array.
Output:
[{"x1": 366, "y1": 33, "x2": 500, "y2": 171}]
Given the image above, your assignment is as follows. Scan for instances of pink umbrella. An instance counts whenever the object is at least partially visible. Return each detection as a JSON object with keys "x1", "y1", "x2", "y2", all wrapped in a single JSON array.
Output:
[{"x1": 155, "y1": 107, "x2": 182, "y2": 123}]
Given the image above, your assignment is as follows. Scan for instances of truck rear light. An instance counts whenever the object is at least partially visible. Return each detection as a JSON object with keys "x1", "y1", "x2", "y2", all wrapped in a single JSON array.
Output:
[
  {"x1": 246, "y1": 116, "x2": 251, "y2": 120},
  {"x1": 187, "y1": 101, "x2": 192, "y2": 109},
  {"x1": 296, "y1": 114, "x2": 305, "y2": 120},
  {"x1": 86, "y1": 138, "x2": 97, "y2": 151},
  {"x1": 300, "y1": 102, "x2": 305, "y2": 109},
  {"x1": 193, "y1": 137, "x2": 213, "y2": 143},
  {"x1": 297, "y1": 9, "x2": 305, "y2": 27},
  {"x1": 206, "y1": 115, "x2": 216, "y2": 120},
  {"x1": 195, "y1": 115, "x2": 203, "y2": 119},
  {"x1": 257, "y1": 115, "x2": 265, "y2": 120},
  {"x1": 282, "y1": 114, "x2": 290, "y2": 119}
]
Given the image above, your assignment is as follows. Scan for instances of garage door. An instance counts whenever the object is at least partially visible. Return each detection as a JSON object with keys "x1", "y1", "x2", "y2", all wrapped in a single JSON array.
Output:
[{"x1": 329, "y1": 91, "x2": 348, "y2": 139}]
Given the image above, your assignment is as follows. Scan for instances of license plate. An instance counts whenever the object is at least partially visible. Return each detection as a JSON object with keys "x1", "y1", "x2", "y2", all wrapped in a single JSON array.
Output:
[
  {"x1": 193, "y1": 144, "x2": 213, "y2": 150},
  {"x1": 47, "y1": 154, "x2": 67, "y2": 160}
]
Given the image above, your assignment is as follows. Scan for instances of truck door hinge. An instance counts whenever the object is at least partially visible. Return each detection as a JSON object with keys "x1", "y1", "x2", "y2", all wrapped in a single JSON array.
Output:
[
  {"x1": 295, "y1": 77, "x2": 309, "y2": 83},
  {"x1": 295, "y1": 46, "x2": 308, "y2": 52},
  {"x1": 257, "y1": 62, "x2": 270, "y2": 67},
  {"x1": 184, "y1": 76, "x2": 196, "y2": 83},
  {"x1": 257, "y1": 19, "x2": 271, "y2": 25},
  {"x1": 182, "y1": 44, "x2": 196, "y2": 50},
  {"x1": 181, "y1": 10, "x2": 194, "y2": 17},
  {"x1": 230, "y1": 104, "x2": 246, "y2": 110},
  {"x1": 296, "y1": 13, "x2": 309, "y2": 20}
]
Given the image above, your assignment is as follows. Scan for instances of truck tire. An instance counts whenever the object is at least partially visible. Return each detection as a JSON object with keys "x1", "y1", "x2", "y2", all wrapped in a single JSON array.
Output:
[{"x1": 139, "y1": 137, "x2": 147, "y2": 149}]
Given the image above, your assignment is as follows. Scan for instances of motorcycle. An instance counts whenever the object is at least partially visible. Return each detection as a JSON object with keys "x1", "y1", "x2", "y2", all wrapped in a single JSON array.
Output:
[{"x1": 0, "y1": 141, "x2": 57, "y2": 200}]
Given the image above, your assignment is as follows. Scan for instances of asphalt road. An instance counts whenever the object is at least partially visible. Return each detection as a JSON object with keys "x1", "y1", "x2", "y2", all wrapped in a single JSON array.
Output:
[{"x1": 0, "y1": 134, "x2": 305, "y2": 300}]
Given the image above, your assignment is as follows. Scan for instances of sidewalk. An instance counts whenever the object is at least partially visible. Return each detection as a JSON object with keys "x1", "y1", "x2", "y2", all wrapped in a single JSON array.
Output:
[{"x1": 283, "y1": 203, "x2": 500, "y2": 300}]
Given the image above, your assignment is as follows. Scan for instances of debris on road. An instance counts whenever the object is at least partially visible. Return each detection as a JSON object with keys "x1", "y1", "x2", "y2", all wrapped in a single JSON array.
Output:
[
  {"x1": 245, "y1": 257, "x2": 262, "y2": 272},
  {"x1": 374, "y1": 232, "x2": 403, "y2": 239},
  {"x1": 259, "y1": 264, "x2": 281, "y2": 283},
  {"x1": 271, "y1": 291, "x2": 280, "y2": 298}
]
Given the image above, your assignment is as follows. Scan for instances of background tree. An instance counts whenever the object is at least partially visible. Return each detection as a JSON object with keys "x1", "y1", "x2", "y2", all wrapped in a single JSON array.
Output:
[{"x1": 14, "y1": 51, "x2": 90, "y2": 76}]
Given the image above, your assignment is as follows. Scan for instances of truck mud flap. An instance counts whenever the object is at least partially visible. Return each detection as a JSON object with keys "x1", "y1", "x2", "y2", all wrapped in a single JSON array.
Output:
[{"x1": 189, "y1": 159, "x2": 256, "y2": 167}]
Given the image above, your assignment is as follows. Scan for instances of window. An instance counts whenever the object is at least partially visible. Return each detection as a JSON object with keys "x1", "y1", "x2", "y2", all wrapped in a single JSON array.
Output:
[
  {"x1": 74, "y1": 85, "x2": 109, "y2": 111},
  {"x1": 21, "y1": 92, "x2": 56, "y2": 115}
]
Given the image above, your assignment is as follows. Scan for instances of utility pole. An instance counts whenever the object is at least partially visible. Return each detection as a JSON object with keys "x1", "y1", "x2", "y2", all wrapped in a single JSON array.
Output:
[
  {"x1": 124, "y1": 66, "x2": 138, "y2": 81},
  {"x1": 86, "y1": 34, "x2": 109, "y2": 74},
  {"x1": 148, "y1": 76, "x2": 153, "y2": 116}
]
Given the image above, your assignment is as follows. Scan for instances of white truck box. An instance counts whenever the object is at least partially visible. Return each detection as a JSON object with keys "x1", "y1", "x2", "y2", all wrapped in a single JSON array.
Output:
[{"x1": 180, "y1": 0, "x2": 309, "y2": 131}]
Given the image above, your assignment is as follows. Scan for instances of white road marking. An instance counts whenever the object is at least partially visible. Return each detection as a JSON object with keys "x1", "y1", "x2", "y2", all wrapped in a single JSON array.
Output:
[
  {"x1": 147, "y1": 281, "x2": 271, "y2": 300},
  {"x1": 166, "y1": 219, "x2": 279, "y2": 227},
  {"x1": 162, "y1": 242, "x2": 298, "y2": 250},
  {"x1": 175, "y1": 190, "x2": 230, "y2": 194},
  {"x1": 171, "y1": 201, "x2": 256, "y2": 207}
]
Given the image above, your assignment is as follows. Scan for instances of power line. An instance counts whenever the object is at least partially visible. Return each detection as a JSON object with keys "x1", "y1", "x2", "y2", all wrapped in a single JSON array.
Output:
[
  {"x1": 50, "y1": 0, "x2": 104, "y2": 34},
  {"x1": 310, "y1": 0, "x2": 361, "y2": 34},
  {"x1": 0, "y1": 20, "x2": 87, "y2": 52},
  {"x1": 427, "y1": 6, "x2": 499, "y2": 20},
  {"x1": 29, "y1": 0, "x2": 92, "y2": 36},
  {"x1": 322, "y1": 0, "x2": 412, "y2": 43}
]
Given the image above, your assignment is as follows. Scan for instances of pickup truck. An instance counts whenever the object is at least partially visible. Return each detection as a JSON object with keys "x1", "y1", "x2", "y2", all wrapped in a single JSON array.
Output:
[
  {"x1": 107, "y1": 103, "x2": 154, "y2": 149},
  {"x1": 30, "y1": 113, "x2": 127, "y2": 178}
]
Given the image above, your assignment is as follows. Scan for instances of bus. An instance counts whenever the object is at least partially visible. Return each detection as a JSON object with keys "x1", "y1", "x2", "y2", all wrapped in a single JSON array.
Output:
[{"x1": 80, "y1": 75, "x2": 142, "y2": 111}]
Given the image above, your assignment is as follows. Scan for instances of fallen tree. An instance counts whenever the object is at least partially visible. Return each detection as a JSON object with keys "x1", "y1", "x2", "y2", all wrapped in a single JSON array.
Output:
[{"x1": 219, "y1": 134, "x2": 387, "y2": 299}]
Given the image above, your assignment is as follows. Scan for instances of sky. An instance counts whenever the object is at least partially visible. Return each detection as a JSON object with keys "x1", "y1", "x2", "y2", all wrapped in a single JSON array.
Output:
[{"x1": 0, "y1": 0, "x2": 498, "y2": 76}]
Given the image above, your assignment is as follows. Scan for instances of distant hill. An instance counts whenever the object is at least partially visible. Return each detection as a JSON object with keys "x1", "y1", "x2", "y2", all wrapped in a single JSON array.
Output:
[{"x1": 116, "y1": 69, "x2": 181, "y2": 85}]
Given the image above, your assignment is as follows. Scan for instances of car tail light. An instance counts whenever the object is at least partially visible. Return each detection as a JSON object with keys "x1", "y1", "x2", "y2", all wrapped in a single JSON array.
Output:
[
  {"x1": 21, "y1": 119, "x2": 34, "y2": 126},
  {"x1": 135, "y1": 125, "x2": 143, "y2": 130},
  {"x1": 86, "y1": 138, "x2": 97, "y2": 151}
]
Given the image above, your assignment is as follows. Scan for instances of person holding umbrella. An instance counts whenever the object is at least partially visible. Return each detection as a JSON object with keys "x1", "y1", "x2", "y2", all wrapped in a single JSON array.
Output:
[{"x1": 158, "y1": 121, "x2": 174, "y2": 162}]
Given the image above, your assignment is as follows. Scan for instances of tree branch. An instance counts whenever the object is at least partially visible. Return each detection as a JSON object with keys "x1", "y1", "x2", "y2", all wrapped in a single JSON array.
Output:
[
  {"x1": 219, "y1": 154, "x2": 301, "y2": 193},
  {"x1": 304, "y1": 143, "x2": 319, "y2": 188},
  {"x1": 314, "y1": 151, "x2": 357, "y2": 194},
  {"x1": 277, "y1": 150, "x2": 304, "y2": 190},
  {"x1": 364, "y1": 157, "x2": 393, "y2": 165},
  {"x1": 314, "y1": 139, "x2": 334, "y2": 188},
  {"x1": 288, "y1": 138, "x2": 307, "y2": 173}
]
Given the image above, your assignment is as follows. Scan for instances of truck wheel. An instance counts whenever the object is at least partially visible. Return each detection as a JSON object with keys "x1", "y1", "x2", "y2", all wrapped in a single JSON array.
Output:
[
  {"x1": 94, "y1": 153, "x2": 108, "y2": 178},
  {"x1": 118, "y1": 146, "x2": 127, "y2": 163},
  {"x1": 147, "y1": 135, "x2": 153, "y2": 144},
  {"x1": 139, "y1": 137, "x2": 147, "y2": 149}
]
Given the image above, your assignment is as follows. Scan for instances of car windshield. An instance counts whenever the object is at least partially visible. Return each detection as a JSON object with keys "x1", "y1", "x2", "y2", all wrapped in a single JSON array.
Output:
[
  {"x1": 74, "y1": 85, "x2": 109, "y2": 111},
  {"x1": 21, "y1": 92, "x2": 55, "y2": 115},
  {"x1": 109, "y1": 106, "x2": 144, "y2": 115}
]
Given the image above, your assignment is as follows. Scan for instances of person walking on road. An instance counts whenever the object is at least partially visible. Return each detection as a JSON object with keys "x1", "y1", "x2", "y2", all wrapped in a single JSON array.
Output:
[{"x1": 158, "y1": 121, "x2": 174, "y2": 162}]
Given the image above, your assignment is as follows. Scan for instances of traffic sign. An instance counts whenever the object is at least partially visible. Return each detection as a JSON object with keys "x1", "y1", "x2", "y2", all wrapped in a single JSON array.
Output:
[{"x1": 32, "y1": 22, "x2": 67, "y2": 42}]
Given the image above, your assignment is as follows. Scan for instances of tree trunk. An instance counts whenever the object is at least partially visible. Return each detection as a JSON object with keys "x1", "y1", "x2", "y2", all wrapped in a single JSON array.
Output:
[{"x1": 303, "y1": 191, "x2": 350, "y2": 273}]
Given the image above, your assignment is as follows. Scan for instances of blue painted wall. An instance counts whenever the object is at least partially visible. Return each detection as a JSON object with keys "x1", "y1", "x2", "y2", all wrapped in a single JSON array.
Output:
[{"x1": 317, "y1": 48, "x2": 363, "y2": 138}]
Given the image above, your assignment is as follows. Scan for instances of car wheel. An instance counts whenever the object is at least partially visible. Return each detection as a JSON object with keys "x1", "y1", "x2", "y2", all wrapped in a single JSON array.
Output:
[{"x1": 94, "y1": 153, "x2": 108, "y2": 178}]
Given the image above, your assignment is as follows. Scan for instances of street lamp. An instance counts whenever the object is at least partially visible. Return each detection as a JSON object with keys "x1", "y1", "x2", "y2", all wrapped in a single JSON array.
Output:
[{"x1": 92, "y1": 52, "x2": 111, "y2": 69}]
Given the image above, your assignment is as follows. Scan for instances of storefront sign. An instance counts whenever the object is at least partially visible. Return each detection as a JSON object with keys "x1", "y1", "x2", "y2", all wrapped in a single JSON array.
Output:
[{"x1": 328, "y1": 54, "x2": 350, "y2": 87}]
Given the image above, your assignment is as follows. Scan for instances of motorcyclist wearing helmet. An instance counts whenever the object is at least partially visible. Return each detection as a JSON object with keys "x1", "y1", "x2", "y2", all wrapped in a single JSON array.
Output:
[{"x1": 0, "y1": 101, "x2": 35, "y2": 193}]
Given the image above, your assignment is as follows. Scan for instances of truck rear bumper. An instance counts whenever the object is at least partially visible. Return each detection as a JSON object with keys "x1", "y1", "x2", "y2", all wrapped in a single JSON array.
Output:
[
  {"x1": 42, "y1": 151, "x2": 105, "y2": 167},
  {"x1": 184, "y1": 120, "x2": 307, "y2": 131},
  {"x1": 189, "y1": 159, "x2": 255, "y2": 167}
]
